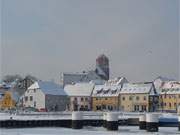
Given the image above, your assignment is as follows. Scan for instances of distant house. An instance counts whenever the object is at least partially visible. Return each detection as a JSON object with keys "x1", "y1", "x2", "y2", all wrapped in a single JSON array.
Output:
[
  {"x1": 119, "y1": 82, "x2": 159, "y2": 112},
  {"x1": 21, "y1": 81, "x2": 68, "y2": 112},
  {"x1": 0, "y1": 90, "x2": 19, "y2": 110},
  {"x1": 64, "y1": 83, "x2": 94, "y2": 111}
]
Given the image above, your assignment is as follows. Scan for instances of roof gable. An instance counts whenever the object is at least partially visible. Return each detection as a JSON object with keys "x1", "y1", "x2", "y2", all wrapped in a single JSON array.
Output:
[{"x1": 28, "y1": 81, "x2": 67, "y2": 96}]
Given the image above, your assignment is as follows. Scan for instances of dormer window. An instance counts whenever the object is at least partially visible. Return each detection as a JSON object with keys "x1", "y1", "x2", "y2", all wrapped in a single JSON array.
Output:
[
  {"x1": 97, "y1": 89, "x2": 103, "y2": 94},
  {"x1": 111, "y1": 90, "x2": 117, "y2": 94},
  {"x1": 103, "y1": 89, "x2": 109, "y2": 94}
]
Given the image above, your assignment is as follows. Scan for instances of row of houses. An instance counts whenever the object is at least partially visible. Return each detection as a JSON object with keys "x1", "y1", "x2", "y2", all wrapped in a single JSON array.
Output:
[
  {"x1": 0, "y1": 77, "x2": 180, "y2": 112},
  {"x1": 64, "y1": 79, "x2": 159, "y2": 112}
]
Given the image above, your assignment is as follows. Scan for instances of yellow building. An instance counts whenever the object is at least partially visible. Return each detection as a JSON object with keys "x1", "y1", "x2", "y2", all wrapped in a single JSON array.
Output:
[
  {"x1": 92, "y1": 85, "x2": 121, "y2": 111},
  {"x1": 159, "y1": 81, "x2": 180, "y2": 112},
  {"x1": 119, "y1": 83, "x2": 158, "y2": 112},
  {"x1": 0, "y1": 91, "x2": 17, "y2": 109}
]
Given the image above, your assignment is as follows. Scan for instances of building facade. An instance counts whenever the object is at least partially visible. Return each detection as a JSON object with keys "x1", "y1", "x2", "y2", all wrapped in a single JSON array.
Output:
[
  {"x1": 21, "y1": 81, "x2": 68, "y2": 111},
  {"x1": 159, "y1": 81, "x2": 180, "y2": 112},
  {"x1": 119, "y1": 82, "x2": 158, "y2": 112},
  {"x1": 92, "y1": 84, "x2": 122, "y2": 111},
  {"x1": 64, "y1": 83, "x2": 94, "y2": 111},
  {"x1": 0, "y1": 91, "x2": 17, "y2": 109},
  {"x1": 92, "y1": 77, "x2": 127, "y2": 111}
]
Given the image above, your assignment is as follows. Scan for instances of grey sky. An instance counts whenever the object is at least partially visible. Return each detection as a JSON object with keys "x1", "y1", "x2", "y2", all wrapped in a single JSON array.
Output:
[{"x1": 1, "y1": 0, "x2": 179, "y2": 82}]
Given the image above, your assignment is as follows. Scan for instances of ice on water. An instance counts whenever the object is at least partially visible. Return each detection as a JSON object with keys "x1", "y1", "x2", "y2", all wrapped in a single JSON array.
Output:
[{"x1": 0, "y1": 126, "x2": 179, "y2": 135}]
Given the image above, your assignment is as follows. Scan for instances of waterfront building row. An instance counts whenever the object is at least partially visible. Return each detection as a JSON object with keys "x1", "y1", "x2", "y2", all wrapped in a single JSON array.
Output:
[{"x1": 1, "y1": 77, "x2": 180, "y2": 113}]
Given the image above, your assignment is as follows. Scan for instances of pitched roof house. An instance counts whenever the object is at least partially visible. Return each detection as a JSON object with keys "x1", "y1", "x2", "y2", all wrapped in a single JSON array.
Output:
[{"x1": 21, "y1": 81, "x2": 68, "y2": 112}]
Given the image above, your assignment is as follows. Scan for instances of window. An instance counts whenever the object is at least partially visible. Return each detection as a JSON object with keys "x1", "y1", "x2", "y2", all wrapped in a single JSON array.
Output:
[
  {"x1": 34, "y1": 101, "x2": 36, "y2": 107},
  {"x1": 30, "y1": 96, "x2": 33, "y2": 101},
  {"x1": 85, "y1": 98, "x2": 88, "y2": 101},
  {"x1": 25, "y1": 96, "x2": 28, "y2": 101},
  {"x1": 134, "y1": 105, "x2": 139, "y2": 111},
  {"x1": 96, "y1": 106, "x2": 101, "y2": 110},
  {"x1": 142, "y1": 105, "x2": 147, "y2": 111},
  {"x1": 105, "y1": 98, "x2": 108, "y2": 100},
  {"x1": 144, "y1": 96, "x2": 146, "y2": 101},
  {"x1": 179, "y1": 95, "x2": 180, "y2": 98},
  {"x1": 169, "y1": 103, "x2": 171, "y2": 108},
  {"x1": 122, "y1": 97, "x2": 125, "y2": 101},
  {"x1": 34, "y1": 89, "x2": 36, "y2": 93},
  {"x1": 136, "y1": 96, "x2": 139, "y2": 101},
  {"x1": 74, "y1": 97, "x2": 77, "y2": 101},
  {"x1": 102, "y1": 105, "x2": 106, "y2": 110},
  {"x1": 129, "y1": 96, "x2": 132, "y2": 101},
  {"x1": 81, "y1": 98, "x2": 84, "y2": 101},
  {"x1": 96, "y1": 98, "x2": 98, "y2": 100},
  {"x1": 174, "y1": 103, "x2": 177, "y2": 107}
]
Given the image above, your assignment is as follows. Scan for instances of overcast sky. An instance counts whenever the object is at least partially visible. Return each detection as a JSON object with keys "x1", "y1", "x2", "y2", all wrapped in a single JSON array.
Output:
[{"x1": 0, "y1": 0, "x2": 179, "y2": 82}]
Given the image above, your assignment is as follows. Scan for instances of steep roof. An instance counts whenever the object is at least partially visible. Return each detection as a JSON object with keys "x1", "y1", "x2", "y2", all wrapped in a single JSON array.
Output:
[
  {"x1": 64, "y1": 83, "x2": 94, "y2": 96},
  {"x1": 62, "y1": 70, "x2": 102, "y2": 86},
  {"x1": 28, "y1": 81, "x2": 67, "y2": 96},
  {"x1": 161, "y1": 81, "x2": 180, "y2": 94},
  {"x1": 120, "y1": 83, "x2": 156, "y2": 95},
  {"x1": 161, "y1": 81, "x2": 180, "y2": 89},
  {"x1": 92, "y1": 84, "x2": 122, "y2": 97}
]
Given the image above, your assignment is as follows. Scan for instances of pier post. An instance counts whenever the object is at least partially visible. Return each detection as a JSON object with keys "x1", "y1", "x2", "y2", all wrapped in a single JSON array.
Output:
[
  {"x1": 139, "y1": 114, "x2": 146, "y2": 130},
  {"x1": 146, "y1": 113, "x2": 159, "y2": 132},
  {"x1": 103, "y1": 113, "x2": 106, "y2": 128},
  {"x1": 178, "y1": 116, "x2": 180, "y2": 131},
  {"x1": 72, "y1": 111, "x2": 83, "y2": 129},
  {"x1": 106, "y1": 112, "x2": 118, "y2": 131}
]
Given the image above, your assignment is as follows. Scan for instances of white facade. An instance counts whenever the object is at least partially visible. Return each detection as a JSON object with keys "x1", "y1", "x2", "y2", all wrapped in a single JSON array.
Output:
[
  {"x1": 22, "y1": 81, "x2": 68, "y2": 111},
  {"x1": 22, "y1": 88, "x2": 45, "y2": 109}
]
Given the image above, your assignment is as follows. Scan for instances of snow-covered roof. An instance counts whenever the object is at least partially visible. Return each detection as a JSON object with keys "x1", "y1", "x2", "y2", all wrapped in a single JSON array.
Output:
[
  {"x1": 153, "y1": 77, "x2": 176, "y2": 91},
  {"x1": 105, "y1": 77, "x2": 128, "y2": 85},
  {"x1": 92, "y1": 84, "x2": 122, "y2": 97},
  {"x1": 161, "y1": 81, "x2": 180, "y2": 89},
  {"x1": 62, "y1": 71, "x2": 102, "y2": 86},
  {"x1": 154, "y1": 76, "x2": 175, "y2": 82},
  {"x1": 89, "y1": 79, "x2": 106, "y2": 85},
  {"x1": 28, "y1": 81, "x2": 67, "y2": 96},
  {"x1": 64, "y1": 83, "x2": 94, "y2": 97},
  {"x1": 120, "y1": 83, "x2": 156, "y2": 95},
  {"x1": 161, "y1": 88, "x2": 180, "y2": 94},
  {"x1": 160, "y1": 81, "x2": 180, "y2": 94}
]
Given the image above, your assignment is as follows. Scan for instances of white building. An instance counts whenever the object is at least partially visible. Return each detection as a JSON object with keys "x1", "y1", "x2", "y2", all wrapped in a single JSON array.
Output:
[
  {"x1": 21, "y1": 81, "x2": 68, "y2": 112},
  {"x1": 64, "y1": 82, "x2": 94, "y2": 111}
]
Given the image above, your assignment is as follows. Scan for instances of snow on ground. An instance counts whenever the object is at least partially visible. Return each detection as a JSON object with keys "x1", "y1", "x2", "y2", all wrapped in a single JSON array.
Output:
[{"x1": 0, "y1": 126, "x2": 179, "y2": 135}]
